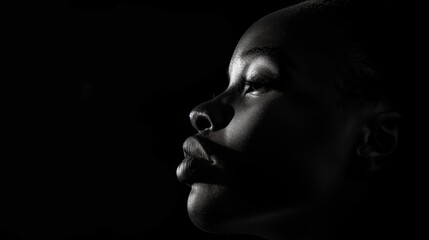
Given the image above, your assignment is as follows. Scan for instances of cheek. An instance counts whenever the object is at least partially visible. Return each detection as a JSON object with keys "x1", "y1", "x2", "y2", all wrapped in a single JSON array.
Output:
[
  {"x1": 222, "y1": 94, "x2": 351, "y2": 200},
  {"x1": 222, "y1": 94, "x2": 290, "y2": 153},
  {"x1": 223, "y1": 94, "x2": 329, "y2": 155}
]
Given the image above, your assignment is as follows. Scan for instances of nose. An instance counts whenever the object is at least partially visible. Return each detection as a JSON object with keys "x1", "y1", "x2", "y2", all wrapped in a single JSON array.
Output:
[{"x1": 189, "y1": 97, "x2": 234, "y2": 132}]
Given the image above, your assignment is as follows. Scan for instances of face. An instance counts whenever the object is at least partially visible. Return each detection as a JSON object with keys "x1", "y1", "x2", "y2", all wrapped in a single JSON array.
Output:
[{"x1": 177, "y1": 5, "x2": 367, "y2": 238}]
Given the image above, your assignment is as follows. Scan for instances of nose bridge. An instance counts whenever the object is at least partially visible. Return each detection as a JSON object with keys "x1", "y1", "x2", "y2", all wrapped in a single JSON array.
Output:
[{"x1": 189, "y1": 94, "x2": 234, "y2": 132}]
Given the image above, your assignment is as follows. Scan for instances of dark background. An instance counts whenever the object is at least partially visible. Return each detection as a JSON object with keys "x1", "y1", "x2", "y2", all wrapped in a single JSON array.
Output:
[
  {"x1": 2, "y1": 1, "x2": 425, "y2": 240},
  {"x1": 2, "y1": 1, "x2": 302, "y2": 239}
]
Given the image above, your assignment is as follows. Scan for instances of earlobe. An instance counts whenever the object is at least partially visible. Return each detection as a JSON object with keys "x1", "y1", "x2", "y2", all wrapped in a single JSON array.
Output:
[{"x1": 356, "y1": 112, "x2": 402, "y2": 171}]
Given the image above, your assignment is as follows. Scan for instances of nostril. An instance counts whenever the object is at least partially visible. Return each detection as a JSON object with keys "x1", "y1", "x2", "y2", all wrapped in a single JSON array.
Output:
[{"x1": 195, "y1": 117, "x2": 212, "y2": 131}]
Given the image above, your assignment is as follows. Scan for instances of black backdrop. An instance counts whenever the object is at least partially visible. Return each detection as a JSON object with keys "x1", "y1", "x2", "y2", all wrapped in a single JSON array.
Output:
[{"x1": 2, "y1": 1, "x2": 425, "y2": 240}]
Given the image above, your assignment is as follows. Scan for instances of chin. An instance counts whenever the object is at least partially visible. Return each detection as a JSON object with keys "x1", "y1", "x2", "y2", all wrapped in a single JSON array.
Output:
[
  {"x1": 186, "y1": 183, "x2": 247, "y2": 234},
  {"x1": 186, "y1": 183, "x2": 296, "y2": 236}
]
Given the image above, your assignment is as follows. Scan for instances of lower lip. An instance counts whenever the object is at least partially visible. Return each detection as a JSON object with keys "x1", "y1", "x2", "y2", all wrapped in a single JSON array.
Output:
[{"x1": 177, "y1": 156, "x2": 226, "y2": 186}]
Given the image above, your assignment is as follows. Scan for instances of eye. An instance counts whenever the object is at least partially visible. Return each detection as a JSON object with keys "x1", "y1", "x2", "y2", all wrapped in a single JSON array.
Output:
[{"x1": 244, "y1": 79, "x2": 272, "y2": 95}]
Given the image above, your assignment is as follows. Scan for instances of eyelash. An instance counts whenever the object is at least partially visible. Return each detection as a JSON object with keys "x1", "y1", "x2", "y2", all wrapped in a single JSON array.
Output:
[
  {"x1": 210, "y1": 78, "x2": 275, "y2": 99},
  {"x1": 244, "y1": 79, "x2": 272, "y2": 95}
]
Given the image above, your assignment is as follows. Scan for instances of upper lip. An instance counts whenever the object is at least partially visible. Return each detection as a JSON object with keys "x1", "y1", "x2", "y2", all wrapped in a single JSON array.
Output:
[{"x1": 182, "y1": 135, "x2": 213, "y2": 163}]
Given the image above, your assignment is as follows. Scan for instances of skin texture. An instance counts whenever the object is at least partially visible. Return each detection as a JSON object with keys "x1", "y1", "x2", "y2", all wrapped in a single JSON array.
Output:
[{"x1": 177, "y1": 1, "x2": 400, "y2": 239}]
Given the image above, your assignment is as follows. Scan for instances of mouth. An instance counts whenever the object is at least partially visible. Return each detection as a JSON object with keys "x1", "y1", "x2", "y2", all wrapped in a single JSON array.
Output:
[
  {"x1": 176, "y1": 135, "x2": 226, "y2": 186},
  {"x1": 182, "y1": 135, "x2": 213, "y2": 163}
]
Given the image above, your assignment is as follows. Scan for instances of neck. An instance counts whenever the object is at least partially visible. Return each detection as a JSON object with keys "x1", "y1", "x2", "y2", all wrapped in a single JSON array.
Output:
[
  {"x1": 232, "y1": 201, "x2": 346, "y2": 240},
  {"x1": 262, "y1": 209, "x2": 338, "y2": 240}
]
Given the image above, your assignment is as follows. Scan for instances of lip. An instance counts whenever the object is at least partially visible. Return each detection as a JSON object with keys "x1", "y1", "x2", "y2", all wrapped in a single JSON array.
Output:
[
  {"x1": 176, "y1": 135, "x2": 226, "y2": 186},
  {"x1": 182, "y1": 135, "x2": 213, "y2": 163}
]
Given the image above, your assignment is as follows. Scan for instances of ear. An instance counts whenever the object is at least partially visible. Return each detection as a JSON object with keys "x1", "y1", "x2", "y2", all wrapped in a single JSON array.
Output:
[{"x1": 356, "y1": 111, "x2": 402, "y2": 171}]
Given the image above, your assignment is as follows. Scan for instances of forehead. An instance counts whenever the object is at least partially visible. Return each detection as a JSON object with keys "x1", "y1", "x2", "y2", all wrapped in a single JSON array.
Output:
[
  {"x1": 229, "y1": 21, "x2": 319, "y2": 80},
  {"x1": 228, "y1": 15, "x2": 296, "y2": 80},
  {"x1": 228, "y1": 4, "x2": 345, "y2": 91},
  {"x1": 231, "y1": 1, "x2": 344, "y2": 62}
]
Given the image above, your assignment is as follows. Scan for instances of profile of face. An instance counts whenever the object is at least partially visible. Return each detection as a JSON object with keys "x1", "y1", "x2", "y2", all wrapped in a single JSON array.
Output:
[{"x1": 177, "y1": 1, "x2": 400, "y2": 239}]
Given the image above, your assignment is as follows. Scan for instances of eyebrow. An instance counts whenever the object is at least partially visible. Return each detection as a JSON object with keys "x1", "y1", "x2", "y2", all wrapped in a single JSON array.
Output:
[
  {"x1": 227, "y1": 46, "x2": 295, "y2": 80},
  {"x1": 241, "y1": 46, "x2": 293, "y2": 65}
]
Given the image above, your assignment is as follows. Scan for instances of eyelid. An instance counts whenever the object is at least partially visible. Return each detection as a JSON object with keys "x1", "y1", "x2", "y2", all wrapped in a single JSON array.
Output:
[
  {"x1": 246, "y1": 75, "x2": 271, "y2": 83},
  {"x1": 245, "y1": 74, "x2": 278, "y2": 89},
  {"x1": 245, "y1": 57, "x2": 280, "y2": 81},
  {"x1": 243, "y1": 78, "x2": 273, "y2": 95}
]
